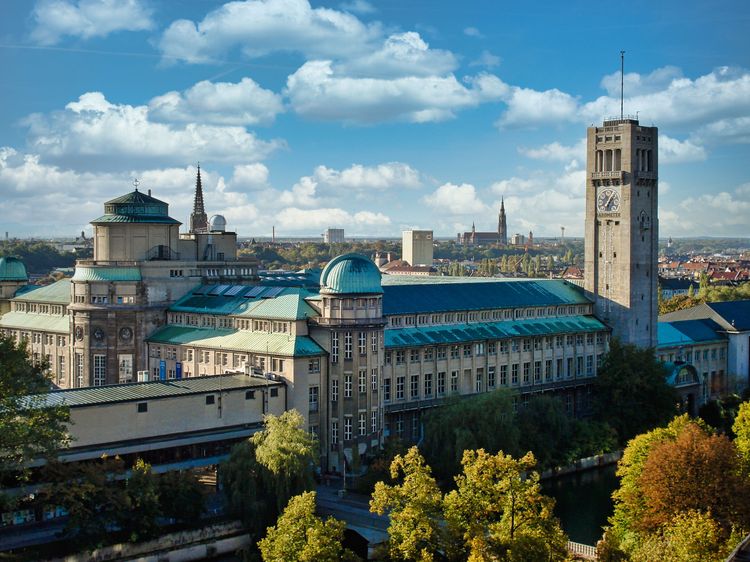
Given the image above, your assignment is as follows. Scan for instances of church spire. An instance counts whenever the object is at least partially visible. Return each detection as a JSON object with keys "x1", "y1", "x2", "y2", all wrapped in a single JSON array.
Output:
[
  {"x1": 189, "y1": 164, "x2": 208, "y2": 233},
  {"x1": 498, "y1": 197, "x2": 507, "y2": 245}
]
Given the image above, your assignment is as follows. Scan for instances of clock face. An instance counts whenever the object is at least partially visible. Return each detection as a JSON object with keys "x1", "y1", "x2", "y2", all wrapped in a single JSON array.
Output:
[{"x1": 597, "y1": 187, "x2": 621, "y2": 213}]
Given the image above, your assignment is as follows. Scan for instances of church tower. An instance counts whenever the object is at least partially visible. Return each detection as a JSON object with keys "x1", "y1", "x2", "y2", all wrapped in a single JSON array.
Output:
[
  {"x1": 498, "y1": 198, "x2": 507, "y2": 245},
  {"x1": 584, "y1": 118, "x2": 658, "y2": 347},
  {"x1": 189, "y1": 165, "x2": 208, "y2": 234}
]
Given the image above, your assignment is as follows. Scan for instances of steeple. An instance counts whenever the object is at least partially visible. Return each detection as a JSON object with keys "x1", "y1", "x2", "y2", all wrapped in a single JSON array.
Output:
[
  {"x1": 189, "y1": 165, "x2": 208, "y2": 234},
  {"x1": 498, "y1": 197, "x2": 507, "y2": 245}
]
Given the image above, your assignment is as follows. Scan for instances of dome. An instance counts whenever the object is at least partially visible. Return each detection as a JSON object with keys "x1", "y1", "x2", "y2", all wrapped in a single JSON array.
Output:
[
  {"x1": 0, "y1": 256, "x2": 28, "y2": 282},
  {"x1": 209, "y1": 214, "x2": 227, "y2": 232},
  {"x1": 320, "y1": 253, "x2": 383, "y2": 295}
]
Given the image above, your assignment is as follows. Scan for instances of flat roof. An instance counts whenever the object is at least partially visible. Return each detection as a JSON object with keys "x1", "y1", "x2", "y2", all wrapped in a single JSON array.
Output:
[{"x1": 37, "y1": 374, "x2": 282, "y2": 408}]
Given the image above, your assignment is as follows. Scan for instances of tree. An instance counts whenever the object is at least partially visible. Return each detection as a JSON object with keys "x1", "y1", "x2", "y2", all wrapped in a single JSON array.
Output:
[
  {"x1": 120, "y1": 459, "x2": 161, "y2": 541},
  {"x1": 251, "y1": 410, "x2": 318, "y2": 513},
  {"x1": 370, "y1": 447, "x2": 444, "y2": 562},
  {"x1": 733, "y1": 400, "x2": 750, "y2": 472},
  {"x1": 421, "y1": 390, "x2": 520, "y2": 481},
  {"x1": 444, "y1": 449, "x2": 568, "y2": 562},
  {"x1": 157, "y1": 470, "x2": 205, "y2": 525},
  {"x1": 592, "y1": 339, "x2": 677, "y2": 443},
  {"x1": 0, "y1": 334, "x2": 70, "y2": 489},
  {"x1": 516, "y1": 395, "x2": 572, "y2": 470},
  {"x1": 258, "y1": 491, "x2": 359, "y2": 562}
]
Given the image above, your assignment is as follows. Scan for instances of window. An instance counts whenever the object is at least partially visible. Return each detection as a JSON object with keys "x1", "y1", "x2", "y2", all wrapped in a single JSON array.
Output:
[
  {"x1": 437, "y1": 347, "x2": 447, "y2": 360},
  {"x1": 246, "y1": 390, "x2": 255, "y2": 400},
  {"x1": 586, "y1": 355, "x2": 594, "y2": 376},
  {"x1": 206, "y1": 395, "x2": 215, "y2": 405},
  {"x1": 475, "y1": 368, "x2": 483, "y2": 393},
  {"x1": 344, "y1": 417, "x2": 352, "y2": 440},
  {"x1": 523, "y1": 339, "x2": 531, "y2": 352},
  {"x1": 488, "y1": 342, "x2": 496, "y2": 355},
  {"x1": 331, "y1": 378, "x2": 339, "y2": 402},
  {"x1": 451, "y1": 370, "x2": 459, "y2": 392},
  {"x1": 308, "y1": 358, "x2": 320, "y2": 373},
  {"x1": 359, "y1": 332, "x2": 367, "y2": 355},
  {"x1": 488, "y1": 366, "x2": 496, "y2": 388},
  {"x1": 545, "y1": 360, "x2": 553, "y2": 382},
  {"x1": 395, "y1": 415, "x2": 404, "y2": 437},
  {"x1": 437, "y1": 372, "x2": 446, "y2": 395},
  {"x1": 372, "y1": 332, "x2": 378, "y2": 353},
  {"x1": 424, "y1": 372, "x2": 433, "y2": 396},
  {"x1": 500, "y1": 365, "x2": 508, "y2": 386},
  {"x1": 93, "y1": 354, "x2": 106, "y2": 386},
  {"x1": 511, "y1": 364, "x2": 519, "y2": 385},
  {"x1": 557, "y1": 358, "x2": 564, "y2": 380},
  {"x1": 450, "y1": 346, "x2": 460, "y2": 359},
  {"x1": 344, "y1": 331, "x2": 353, "y2": 359},
  {"x1": 523, "y1": 362, "x2": 530, "y2": 384},
  {"x1": 396, "y1": 350, "x2": 405, "y2": 364},
  {"x1": 372, "y1": 368, "x2": 378, "y2": 391},
  {"x1": 331, "y1": 421, "x2": 338, "y2": 445},
  {"x1": 385, "y1": 351, "x2": 392, "y2": 365},
  {"x1": 359, "y1": 413, "x2": 366, "y2": 436},
  {"x1": 412, "y1": 416, "x2": 419, "y2": 439},
  {"x1": 345, "y1": 374, "x2": 352, "y2": 398},
  {"x1": 396, "y1": 376, "x2": 405, "y2": 400},
  {"x1": 463, "y1": 345, "x2": 472, "y2": 357},
  {"x1": 410, "y1": 374, "x2": 419, "y2": 399},
  {"x1": 577, "y1": 356, "x2": 584, "y2": 377},
  {"x1": 359, "y1": 369, "x2": 367, "y2": 394},
  {"x1": 309, "y1": 386, "x2": 319, "y2": 412},
  {"x1": 371, "y1": 409, "x2": 378, "y2": 432},
  {"x1": 424, "y1": 347, "x2": 434, "y2": 361},
  {"x1": 534, "y1": 361, "x2": 541, "y2": 383},
  {"x1": 410, "y1": 349, "x2": 420, "y2": 362},
  {"x1": 511, "y1": 340, "x2": 519, "y2": 352},
  {"x1": 137, "y1": 402, "x2": 148, "y2": 413},
  {"x1": 332, "y1": 332, "x2": 339, "y2": 363},
  {"x1": 475, "y1": 343, "x2": 485, "y2": 356},
  {"x1": 567, "y1": 357, "x2": 574, "y2": 378},
  {"x1": 383, "y1": 378, "x2": 391, "y2": 401},
  {"x1": 500, "y1": 341, "x2": 509, "y2": 354}
]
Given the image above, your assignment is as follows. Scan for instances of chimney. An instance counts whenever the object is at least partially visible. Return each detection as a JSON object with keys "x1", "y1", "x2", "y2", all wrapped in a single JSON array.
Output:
[{"x1": 148, "y1": 189, "x2": 152, "y2": 196}]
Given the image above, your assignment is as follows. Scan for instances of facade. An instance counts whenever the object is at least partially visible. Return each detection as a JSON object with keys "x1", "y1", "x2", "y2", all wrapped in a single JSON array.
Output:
[
  {"x1": 323, "y1": 228, "x2": 345, "y2": 244},
  {"x1": 584, "y1": 118, "x2": 659, "y2": 348},
  {"x1": 458, "y1": 199, "x2": 507, "y2": 246},
  {"x1": 402, "y1": 230, "x2": 433, "y2": 267}
]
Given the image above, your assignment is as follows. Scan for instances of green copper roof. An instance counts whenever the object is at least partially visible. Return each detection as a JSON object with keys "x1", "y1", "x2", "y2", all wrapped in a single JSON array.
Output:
[
  {"x1": 13, "y1": 279, "x2": 71, "y2": 304},
  {"x1": 0, "y1": 257, "x2": 28, "y2": 281},
  {"x1": 320, "y1": 253, "x2": 383, "y2": 295},
  {"x1": 147, "y1": 325, "x2": 325, "y2": 357},
  {"x1": 384, "y1": 315, "x2": 608, "y2": 349},
  {"x1": 0, "y1": 311, "x2": 70, "y2": 333},
  {"x1": 92, "y1": 189, "x2": 180, "y2": 225},
  {"x1": 71, "y1": 266, "x2": 141, "y2": 282},
  {"x1": 169, "y1": 286, "x2": 317, "y2": 320}
]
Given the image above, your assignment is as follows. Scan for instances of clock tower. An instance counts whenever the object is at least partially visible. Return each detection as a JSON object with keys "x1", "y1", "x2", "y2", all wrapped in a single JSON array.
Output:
[{"x1": 584, "y1": 118, "x2": 658, "y2": 348}]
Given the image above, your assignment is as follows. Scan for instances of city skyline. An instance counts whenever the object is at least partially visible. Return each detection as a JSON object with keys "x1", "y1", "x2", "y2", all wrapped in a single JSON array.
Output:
[{"x1": 1, "y1": 0, "x2": 749, "y2": 238}]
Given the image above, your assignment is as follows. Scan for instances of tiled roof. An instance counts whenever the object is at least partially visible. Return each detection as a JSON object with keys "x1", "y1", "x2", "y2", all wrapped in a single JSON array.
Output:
[
  {"x1": 147, "y1": 325, "x2": 325, "y2": 357},
  {"x1": 37, "y1": 374, "x2": 280, "y2": 408},
  {"x1": 0, "y1": 311, "x2": 69, "y2": 333},
  {"x1": 384, "y1": 315, "x2": 607, "y2": 349},
  {"x1": 13, "y1": 279, "x2": 71, "y2": 304},
  {"x1": 169, "y1": 285, "x2": 317, "y2": 320},
  {"x1": 382, "y1": 279, "x2": 589, "y2": 315},
  {"x1": 71, "y1": 266, "x2": 141, "y2": 282},
  {"x1": 657, "y1": 319, "x2": 725, "y2": 348}
]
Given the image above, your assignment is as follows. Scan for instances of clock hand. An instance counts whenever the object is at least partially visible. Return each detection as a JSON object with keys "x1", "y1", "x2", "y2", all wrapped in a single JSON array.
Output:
[{"x1": 605, "y1": 191, "x2": 615, "y2": 209}]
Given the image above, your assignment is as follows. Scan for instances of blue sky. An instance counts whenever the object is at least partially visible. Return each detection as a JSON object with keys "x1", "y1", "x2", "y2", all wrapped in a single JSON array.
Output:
[{"x1": 1, "y1": 0, "x2": 748, "y2": 239}]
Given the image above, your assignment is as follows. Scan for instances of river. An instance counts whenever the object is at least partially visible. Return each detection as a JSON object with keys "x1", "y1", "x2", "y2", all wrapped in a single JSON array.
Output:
[{"x1": 543, "y1": 464, "x2": 619, "y2": 545}]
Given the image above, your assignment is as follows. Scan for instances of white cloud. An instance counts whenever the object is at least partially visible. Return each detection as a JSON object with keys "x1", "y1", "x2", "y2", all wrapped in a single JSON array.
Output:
[
  {"x1": 519, "y1": 138, "x2": 586, "y2": 163},
  {"x1": 661, "y1": 182, "x2": 750, "y2": 236},
  {"x1": 693, "y1": 116, "x2": 750, "y2": 145},
  {"x1": 31, "y1": 0, "x2": 153, "y2": 45},
  {"x1": 276, "y1": 207, "x2": 390, "y2": 232},
  {"x1": 463, "y1": 27, "x2": 483, "y2": 38},
  {"x1": 496, "y1": 86, "x2": 579, "y2": 128},
  {"x1": 148, "y1": 78, "x2": 284, "y2": 126},
  {"x1": 23, "y1": 92, "x2": 283, "y2": 169},
  {"x1": 312, "y1": 162, "x2": 421, "y2": 190},
  {"x1": 470, "y1": 50, "x2": 501, "y2": 69},
  {"x1": 158, "y1": 0, "x2": 382, "y2": 64},
  {"x1": 286, "y1": 61, "x2": 506, "y2": 123},
  {"x1": 600, "y1": 66, "x2": 683, "y2": 97},
  {"x1": 659, "y1": 135, "x2": 707, "y2": 163},
  {"x1": 423, "y1": 183, "x2": 490, "y2": 215},
  {"x1": 230, "y1": 163, "x2": 270, "y2": 190},
  {"x1": 339, "y1": 0, "x2": 375, "y2": 15},
  {"x1": 280, "y1": 177, "x2": 319, "y2": 207}
]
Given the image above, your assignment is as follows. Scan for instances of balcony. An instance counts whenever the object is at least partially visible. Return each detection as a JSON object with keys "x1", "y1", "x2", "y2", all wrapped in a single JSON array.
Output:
[{"x1": 591, "y1": 171, "x2": 624, "y2": 180}]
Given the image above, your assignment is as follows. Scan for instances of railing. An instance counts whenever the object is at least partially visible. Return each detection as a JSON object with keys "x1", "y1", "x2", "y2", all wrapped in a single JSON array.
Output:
[
  {"x1": 76, "y1": 259, "x2": 139, "y2": 266},
  {"x1": 591, "y1": 171, "x2": 624, "y2": 179},
  {"x1": 146, "y1": 245, "x2": 180, "y2": 261},
  {"x1": 567, "y1": 541, "x2": 597, "y2": 560}
]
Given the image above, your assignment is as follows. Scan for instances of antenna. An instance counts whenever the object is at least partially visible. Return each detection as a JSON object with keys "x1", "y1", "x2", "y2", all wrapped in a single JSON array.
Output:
[{"x1": 620, "y1": 50, "x2": 625, "y2": 119}]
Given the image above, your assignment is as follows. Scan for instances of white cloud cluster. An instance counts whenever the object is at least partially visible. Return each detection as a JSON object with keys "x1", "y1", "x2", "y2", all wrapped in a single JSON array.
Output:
[
  {"x1": 661, "y1": 183, "x2": 750, "y2": 237},
  {"x1": 519, "y1": 139, "x2": 586, "y2": 163},
  {"x1": 276, "y1": 207, "x2": 390, "y2": 232},
  {"x1": 423, "y1": 183, "x2": 489, "y2": 215},
  {"x1": 148, "y1": 78, "x2": 284, "y2": 126},
  {"x1": 24, "y1": 92, "x2": 283, "y2": 169},
  {"x1": 313, "y1": 162, "x2": 421, "y2": 190},
  {"x1": 31, "y1": 0, "x2": 153, "y2": 45}
]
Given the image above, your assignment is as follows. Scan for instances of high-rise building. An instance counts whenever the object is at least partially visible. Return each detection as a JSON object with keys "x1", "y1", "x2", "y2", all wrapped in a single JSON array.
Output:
[
  {"x1": 584, "y1": 117, "x2": 658, "y2": 347},
  {"x1": 402, "y1": 230, "x2": 433, "y2": 266},
  {"x1": 323, "y1": 228, "x2": 345, "y2": 244}
]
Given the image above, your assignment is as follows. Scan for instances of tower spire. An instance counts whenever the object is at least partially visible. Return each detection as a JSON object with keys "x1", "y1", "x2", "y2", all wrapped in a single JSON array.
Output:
[
  {"x1": 620, "y1": 50, "x2": 625, "y2": 119},
  {"x1": 189, "y1": 164, "x2": 208, "y2": 233},
  {"x1": 498, "y1": 197, "x2": 507, "y2": 245}
]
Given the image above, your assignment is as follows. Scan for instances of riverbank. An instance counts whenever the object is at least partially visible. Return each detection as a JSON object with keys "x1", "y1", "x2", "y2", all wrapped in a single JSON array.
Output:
[{"x1": 540, "y1": 450, "x2": 623, "y2": 480}]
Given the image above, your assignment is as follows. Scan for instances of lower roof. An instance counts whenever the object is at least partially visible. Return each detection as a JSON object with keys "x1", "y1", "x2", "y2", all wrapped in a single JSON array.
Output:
[
  {"x1": 13, "y1": 279, "x2": 71, "y2": 304},
  {"x1": 657, "y1": 318, "x2": 725, "y2": 348},
  {"x1": 384, "y1": 315, "x2": 607, "y2": 349},
  {"x1": 0, "y1": 311, "x2": 69, "y2": 333}
]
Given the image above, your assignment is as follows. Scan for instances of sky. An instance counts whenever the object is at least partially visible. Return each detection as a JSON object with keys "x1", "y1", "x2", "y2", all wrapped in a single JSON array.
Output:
[{"x1": 0, "y1": 0, "x2": 749, "y2": 240}]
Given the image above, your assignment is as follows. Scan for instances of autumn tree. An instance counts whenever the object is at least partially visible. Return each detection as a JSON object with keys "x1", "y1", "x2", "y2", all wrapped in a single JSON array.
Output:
[
  {"x1": 0, "y1": 334, "x2": 69, "y2": 490},
  {"x1": 258, "y1": 491, "x2": 359, "y2": 562},
  {"x1": 592, "y1": 338, "x2": 677, "y2": 443},
  {"x1": 444, "y1": 449, "x2": 568, "y2": 561},
  {"x1": 734, "y1": 400, "x2": 750, "y2": 472},
  {"x1": 370, "y1": 447, "x2": 444, "y2": 562}
]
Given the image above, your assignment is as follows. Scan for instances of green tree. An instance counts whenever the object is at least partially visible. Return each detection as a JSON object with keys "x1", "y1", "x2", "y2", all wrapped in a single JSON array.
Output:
[
  {"x1": 516, "y1": 395, "x2": 572, "y2": 470},
  {"x1": 592, "y1": 339, "x2": 677, "y2": 443},
  {"x1": 0, "y1": 334, "x2": 69, "y2": 493},
  {"x1": 157, "y1": 470, "x2": 205, "y2": 525},
  {"x1": 422, "y1": 390, "x2": 520, "y2": 481},
  {"x1": 370, "y1": 447, "x2": 444, "y2": 562},
  {"x1": 734, "y1": 400, "x2": 750, "y2": 471},
  {"x1": 258, "y1": 491, "x2": 359, "y2": 562},
  {"x1": 444, "y1": 449, "x2": 568, "y2": 562},
  {"x1": 120, "y1": 458, "x2": 161, "y2": 541},
  {"x1": 251, "y1": 410, "x2": 318, "y2": 513},
  {"x1": 687, "y1": 283, "x2": 695, "y2": 298}
]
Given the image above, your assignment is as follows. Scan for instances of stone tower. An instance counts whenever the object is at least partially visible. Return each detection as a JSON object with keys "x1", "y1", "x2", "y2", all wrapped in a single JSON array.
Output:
[
  {"x1": 189, "y1": 165, "x2": 208, "y2": 234},
  {"x1": 498, "y1": 198, "x2": 507, "y2": 245},
  {"x1": 584, "y1": 118, "x2": 658, "y2": 348}
]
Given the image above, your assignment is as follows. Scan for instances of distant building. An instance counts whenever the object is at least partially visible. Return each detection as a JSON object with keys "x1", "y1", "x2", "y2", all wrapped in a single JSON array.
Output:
[
  {"x1": 510, "y1": 233, "x2": 526, "y2": 246},
  {"x1": 457, "y1": 198, "x2": 507, "y2": 246},
  {"x1": 659, "y1": 276, "x2": 698, "y2": 299},
  {"x1": 402, "y1": 230, "x2": 433, "y2": 266},
  {"x1": 323, "y1": 228, "x2": 345, "y2": 244}
]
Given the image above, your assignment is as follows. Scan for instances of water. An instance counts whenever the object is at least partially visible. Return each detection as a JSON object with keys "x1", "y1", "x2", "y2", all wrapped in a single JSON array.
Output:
[{"x1": 543, "y1": 464, "x2": 619, "y2": 545}]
